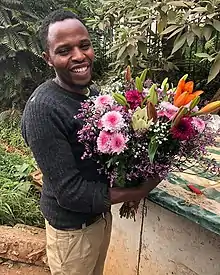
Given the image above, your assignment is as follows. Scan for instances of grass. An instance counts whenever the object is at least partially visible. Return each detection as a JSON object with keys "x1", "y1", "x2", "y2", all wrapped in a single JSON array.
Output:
[
  {"x1": 0, "y1": 126, "x2": 45, "y2": 228},
  {"x1": 0, "y1": 113, "x2": 30, "y2": 155}
]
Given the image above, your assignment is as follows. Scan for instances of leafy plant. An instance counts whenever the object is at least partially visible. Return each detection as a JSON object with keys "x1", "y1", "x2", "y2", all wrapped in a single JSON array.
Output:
[
  {"x1": 0, "y1": 144, "x2": 44, "y2": 227},
  {"x1": 93, "y1": 0, "x2": 220, "y2": 85},
  {"x1": 159, "y1": 0, "x2": 220, "y2": 83},
  {"x1": 0, "y1": 0, "x2": 109, "y2": 110},
  {"x1": 0, "y1": 110, "x2": 30, "y2": 154}
]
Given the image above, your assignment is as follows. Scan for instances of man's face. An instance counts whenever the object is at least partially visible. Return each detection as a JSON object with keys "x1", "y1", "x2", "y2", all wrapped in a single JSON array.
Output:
[{"x1": 44, "y1": 18, "x2": 95, "y2": 88}]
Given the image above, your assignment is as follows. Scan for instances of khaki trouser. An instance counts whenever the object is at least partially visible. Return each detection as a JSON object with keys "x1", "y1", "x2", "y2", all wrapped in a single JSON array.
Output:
[{"x1": 45, "y1": 212, "x2": 112, "y2": 275}]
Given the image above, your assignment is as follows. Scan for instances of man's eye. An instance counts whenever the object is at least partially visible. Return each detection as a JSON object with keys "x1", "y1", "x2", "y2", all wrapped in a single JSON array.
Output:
[
  {"x1": 81, "y1": 44, "x2": 90, "y2": 50},
  {"x1": 58, "y1": 49, "x2": 69, "y2": 55}
]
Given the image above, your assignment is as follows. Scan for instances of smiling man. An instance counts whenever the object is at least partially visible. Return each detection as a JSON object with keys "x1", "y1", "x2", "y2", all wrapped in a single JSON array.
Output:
[{"x1": 21, "y1": 9, "x2": 161, "y2": 275}]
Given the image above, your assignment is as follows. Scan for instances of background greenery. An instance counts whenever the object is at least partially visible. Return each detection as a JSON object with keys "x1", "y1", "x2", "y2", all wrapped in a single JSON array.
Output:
[
  {"x1": 1, "y1": 0, "x2": 220, "y2": 112},
  {"x1": 0, "y1": 0, "x2": 109, "y2": 111},
  {"x1": 92, "y1": 0, "x2": 220, "y2": 102},
  {"x1": 0, "y1": 141, "x2": 44, "y2": 227}
]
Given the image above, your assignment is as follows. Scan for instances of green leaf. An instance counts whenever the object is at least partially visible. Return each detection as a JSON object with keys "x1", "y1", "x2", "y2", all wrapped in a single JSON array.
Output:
[
  {"x1": 112, "y1": 93, "x2": 128, "y2": 106},
  {"x1": 207, "y1": 13, "x2": 218, "y2": 19},
  {"x1": 148, "y1": 84, "x2": 158, "y2": 104},
  {"x1": 106, "y1": 44, "x2": 121, "y2": 55},
  {"x1": 98, "y1": 22, "x2": 105, "y2": 30},
  {"x1": 140, "y1": 69, "x2": 148, "y2": 83},
  {"x1": 157, "y1": 14, "x2": 167, "y2": 33},
  {"x1": 171, "y1": 34, "x2": 187, "y2": 55},
  {"x1": 192, "y1": 25, "x2": 201, "y2": 38},
  {"x1": 190, "y1": 96, "x2": 200, "y2": 110},
  {"x1": 213, "y1": 19, "x2": 220, "y2": 32},
  {"x1": 117, "y1": 44, "x2": 127, "y2": 59},
  {"x1": 203, "y1": 26, "x2": 213, "y2": 41},
  {"x1": 195, "y1": 53, "x2": 212, "y2": 58},
  {"x1": 167, "y1": 26, "x2": 185, "y2": 40},
  {"x1": 168, "y1": 1, "x2": 188, "y2": 7},
  {"x1": 138, "y1": 41, "x2": 148, "y2": 58},
  {"x1": 186, "y1": 32, "x2": 195, "y2": 47},
  {"x1": 127, "y1": 44, "x2": 136, "y2": 58},
  {"x1": 160, "y1": 25, "x2": 179, "y2": 35},
  {"x1": 148, "y1": 139, "x2": 159, "y2": 163},
  {"x1": 135, "y1": 77, "x2": 143, "y2": 92},
  {"x1": 192, "y1": 7, "x2": 207, "y2": 12},
  {"x1": 167, "y1": 10, "x2": 177, "y2": 22},
  {"x1": 161, "y1": 77, "x2": 168, "y2": 90},
  {"x1": 208, "y1": 53, "x2": 220, "y2": 83}
]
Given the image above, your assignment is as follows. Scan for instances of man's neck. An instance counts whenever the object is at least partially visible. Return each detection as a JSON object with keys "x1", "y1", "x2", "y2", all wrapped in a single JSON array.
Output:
[{"x1": 54, "y1": 77, "x2": 88, "y2": 95}]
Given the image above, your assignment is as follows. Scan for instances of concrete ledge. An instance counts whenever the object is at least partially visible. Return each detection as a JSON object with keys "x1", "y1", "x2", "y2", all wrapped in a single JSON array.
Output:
[{"x1": 0, "y1": 224, "x2": 47, "y2": 267}]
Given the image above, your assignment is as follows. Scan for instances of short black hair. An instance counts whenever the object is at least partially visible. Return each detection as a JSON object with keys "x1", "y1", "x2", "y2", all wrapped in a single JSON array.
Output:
[{"x1": 39, "y1": 9, "x2": 85, "y2": 52}]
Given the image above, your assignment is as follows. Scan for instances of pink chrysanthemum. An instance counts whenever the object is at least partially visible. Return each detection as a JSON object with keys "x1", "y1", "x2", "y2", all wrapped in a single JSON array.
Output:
[
  {"x1": 101, "y1": 111, "x2": 125, "y2": 132},
  {"x1": 110, "y1": 132, "x2": 127, "y2": 154},
  {"x1": 171, "y1": 117, "x2": 195, "y2": 141},
  {"x1": 192, "y1": 117, "x2": 206, "y2": 133},
  {"x1": 97, "y1": 119, "x2": 103, "y2": 129},
  {"x1": 94, "y1": 95, "x2": 114, "y2": 110},
  {"x1": 125, "y1": 90, "x2": 142, "y2": 110},
  {"x1": 97, "y1": 131, "x2": 111, "y2": 153}
]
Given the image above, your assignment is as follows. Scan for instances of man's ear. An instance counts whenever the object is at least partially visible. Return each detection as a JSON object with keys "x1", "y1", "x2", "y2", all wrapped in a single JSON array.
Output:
[{"x1": 42, "y1": 51, "x2": 53, "y2": 67}]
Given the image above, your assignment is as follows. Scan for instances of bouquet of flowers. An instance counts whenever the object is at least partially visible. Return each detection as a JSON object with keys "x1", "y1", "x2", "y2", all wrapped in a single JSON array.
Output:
[{"x1": 76, "y1": 67, "x2": 220, "y2": 219}]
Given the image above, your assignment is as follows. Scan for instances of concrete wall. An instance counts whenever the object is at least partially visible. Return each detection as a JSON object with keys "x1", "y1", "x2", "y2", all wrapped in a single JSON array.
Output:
[{"x1": 105, "y1": 201, "x2": 220, "y2": 275}]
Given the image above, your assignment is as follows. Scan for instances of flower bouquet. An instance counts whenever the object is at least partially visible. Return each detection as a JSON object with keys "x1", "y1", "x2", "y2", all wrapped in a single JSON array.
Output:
[{"x1": 76, "y1": 67, "x2": 220, "y2": 220}]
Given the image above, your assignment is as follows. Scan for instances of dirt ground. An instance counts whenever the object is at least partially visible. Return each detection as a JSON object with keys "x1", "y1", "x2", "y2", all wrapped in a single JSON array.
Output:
[{"x1": 0, "y1": 260, "x2": 51, "y2": 275}]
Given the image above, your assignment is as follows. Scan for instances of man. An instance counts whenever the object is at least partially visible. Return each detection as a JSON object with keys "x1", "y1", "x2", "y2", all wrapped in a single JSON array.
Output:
[{"x1": 21, "y1": 9, "x2": 161, "y2": 275}]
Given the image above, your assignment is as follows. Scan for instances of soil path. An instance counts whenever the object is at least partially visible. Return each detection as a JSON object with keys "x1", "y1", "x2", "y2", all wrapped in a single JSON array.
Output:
[{"x1": 0, "y1": 261, "x2": 50, "y2": 275}]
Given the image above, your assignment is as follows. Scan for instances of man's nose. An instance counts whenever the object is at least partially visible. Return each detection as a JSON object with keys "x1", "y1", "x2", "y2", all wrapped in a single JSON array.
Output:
[{"x1": 71, "y1": 48, "x2": 85, "y2": 62}]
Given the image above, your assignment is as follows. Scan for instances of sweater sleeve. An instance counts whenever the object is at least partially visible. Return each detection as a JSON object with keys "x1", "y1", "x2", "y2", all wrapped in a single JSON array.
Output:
[{"x1": 21, "y1": 98, "x2": 111, "y2": 214}]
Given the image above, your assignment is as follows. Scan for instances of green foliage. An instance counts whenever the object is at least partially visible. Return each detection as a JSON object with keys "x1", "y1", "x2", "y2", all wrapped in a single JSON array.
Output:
[
  {"x1": 158, "y1": 0, "x2": 220, "y2": 83},
  {"x1": 0, "y1": 109, "x2": 30, "y2": 154},
  {"x1": 0, "y1": 0, "x2": 109, "y2": 110},
  {"x1": 0, "y1": 145, "x2": 44, "y2": 227},
  {"x1": 94, "y1": 0, "x2": 220, "y2": 86},
  {"x1": 0, "y1": 0, "x2": 56, "y2": 110}
]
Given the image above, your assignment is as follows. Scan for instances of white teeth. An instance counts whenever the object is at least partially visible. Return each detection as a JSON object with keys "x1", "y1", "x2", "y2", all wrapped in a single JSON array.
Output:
[{"x1": 72, "y1": 67, "x2": 88, "y2": 73}]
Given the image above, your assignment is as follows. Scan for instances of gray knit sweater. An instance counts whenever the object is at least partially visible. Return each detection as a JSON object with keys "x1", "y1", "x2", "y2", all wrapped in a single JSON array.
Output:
[{"x1": 21, "y1": 80, "x2": 110, "y2": 229}]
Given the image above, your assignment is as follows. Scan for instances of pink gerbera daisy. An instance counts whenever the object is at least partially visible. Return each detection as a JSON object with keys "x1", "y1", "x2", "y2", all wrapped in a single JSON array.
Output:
[
  {"x1": 101, "y1": 111, "x2": 125, "y2": 132},
  {"x1": 97, "y1": 131, "x2": 112, "y2": 153},
  {"x1": 171, "y1": 117, "x2": 195, "y2": 141},
  {"x1": 110, "y1": 132, "x2": 127, "y2": 154}
]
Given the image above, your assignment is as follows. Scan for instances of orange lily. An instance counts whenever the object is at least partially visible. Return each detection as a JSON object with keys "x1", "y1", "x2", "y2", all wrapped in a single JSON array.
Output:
[
  {"x1": 195, "y1": 101, "x2": 220, "y2": 115},
  {"x1": 174, "y1": 78, "x2": 204, "y2": 107}
]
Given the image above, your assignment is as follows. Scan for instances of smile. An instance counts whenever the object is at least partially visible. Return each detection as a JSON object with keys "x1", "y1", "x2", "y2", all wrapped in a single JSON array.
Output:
[{"x1": 71, "y1": 66, "x2": 89, "y2": 73}]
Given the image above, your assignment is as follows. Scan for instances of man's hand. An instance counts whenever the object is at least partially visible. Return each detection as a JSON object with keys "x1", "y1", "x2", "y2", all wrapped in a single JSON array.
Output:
[
  {"x1": 128, "y1": 200, "x2": 140, "y2": 213},
  {"x1": 109, "y1": 175, "x2": 161, "y2": 205}
]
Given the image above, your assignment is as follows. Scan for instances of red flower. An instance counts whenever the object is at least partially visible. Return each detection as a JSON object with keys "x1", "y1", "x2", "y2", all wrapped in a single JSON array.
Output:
[
  {"x1": 171, "y1": 117, "x2": 195, "y2": 141},
  {"x1": 125, "y1": 90, "x2": 142, "y2": 109}
]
